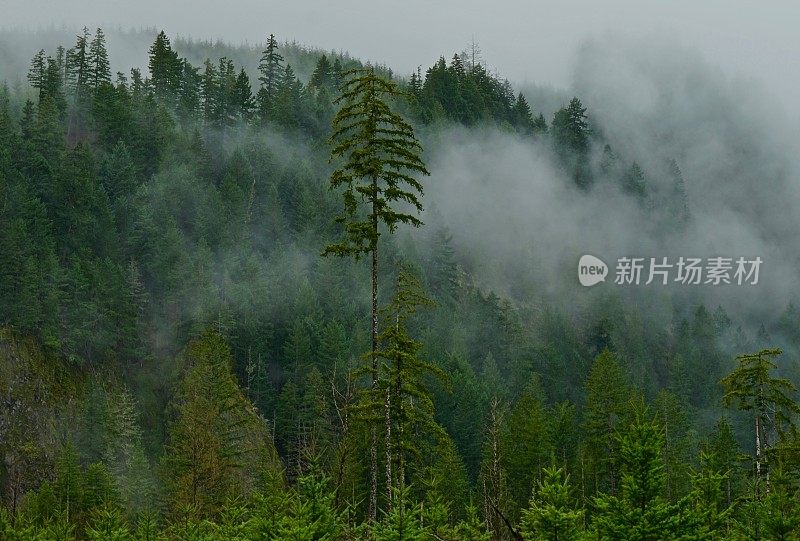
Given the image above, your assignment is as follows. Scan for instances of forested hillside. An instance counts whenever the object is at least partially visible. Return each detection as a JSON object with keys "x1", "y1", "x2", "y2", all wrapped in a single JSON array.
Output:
[{"x1": 2, "y1": 27, "x2": 800, "y2": 540}]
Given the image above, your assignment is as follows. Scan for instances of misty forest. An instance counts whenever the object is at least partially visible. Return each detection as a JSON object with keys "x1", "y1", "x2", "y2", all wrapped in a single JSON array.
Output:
[{"x1": 3, "y1": 25, "x2": 800, "y2": 541}]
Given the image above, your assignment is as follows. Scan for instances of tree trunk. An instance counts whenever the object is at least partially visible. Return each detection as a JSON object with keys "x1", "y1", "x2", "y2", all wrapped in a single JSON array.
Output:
[
  {"x1": 385, "y1": 386, "x2": 393, "y2": 509},
  {"x1": 368, "y1": 192, "x2": 379, "y2": 522},
  {"x1": 755, "y1": 413, "x2": 761, "y2": 489}
]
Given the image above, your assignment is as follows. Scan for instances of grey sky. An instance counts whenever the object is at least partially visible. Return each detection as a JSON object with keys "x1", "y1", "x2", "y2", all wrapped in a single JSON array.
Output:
[{"x1": 2, "y1": 0, "x2": 798, "y2": 110}]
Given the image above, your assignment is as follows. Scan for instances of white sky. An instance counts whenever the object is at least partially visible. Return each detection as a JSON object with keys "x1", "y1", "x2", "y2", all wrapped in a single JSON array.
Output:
[{"x1": 1, "y1": 0, "x2": 799, "y2": 111}]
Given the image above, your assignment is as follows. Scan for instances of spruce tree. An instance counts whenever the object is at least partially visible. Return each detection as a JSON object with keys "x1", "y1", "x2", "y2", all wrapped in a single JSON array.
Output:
[
  {"x1": 653, "y1": 390, "x2": 694, "y2": 501},
  {"x1": 88, "y1": 28, "x2": 112, "y2": 93},
  {"x1": 201, "y1": 58, "x2": 219, "y2": 124},
  {"x1": 513, "y1": 93, "x2": 536, "y2": 135},
  {"x1": 761, "y1": 468, "x2": 800, "y2": 539},
  {"x1": 667, "y1": 158, "x2": 690, "y2": 224},
  {"x1": 453, "y1": 504, "x2": 491, "y2": 541},
  {"x1": 273, "y1": 64, "x2": 304, "y2": 129},
  {"x1": 501, "y1": 380, "x2": 552, "y2": 513},
  {"x1": 234, "y1": 68, "x2": 255, "y2": 121},
  {"x1": 148, "y1": 31, "x2": 181, "y2": 103},
  {"x1": 177, "y1": 59, "x2": 202, "y2": 123},
  {"x1": 86, "y1": 506, "x2": 134, "y2": 541},
  {"x1": 532, "y1": 112, "x2": 548, "y2": 135},
  {"x1": 551, "y1": 97, "x2": 591, "y2": 188},
  {"x1": 520, "y1": 466, "x2": 584, "y2": 541},
  {"x1": 66, "y1": 27, "x2": 90, "y2": 97},
  {"x1": 161, "y1": 331, "x2": 280, "y2": 520},
  {"x1": 257, "y1": 34, "x2": 284, "y2": 120},
  {"x1": 583, "y1": 349, "x2": 631, "y2": 496},
  {"x1": 276, "y1": 463, "x2": 342, "y2": 540},
  {"x1": 720, "y1": 348, "x2": 800, "y2": 490},
  {"x1": 323, "y1": 66, "x2": 429, "y2": 521},
  {"x1": 66, "y1": 28, "x2": 92, "y2": 137},
  {"x1": 372, "y1": 487, "x2": 426, "y2": 541},
  {"x1": 622, "y1": 162, "x2": 647, "y2": 198},
  {"x1": 690, "y1": 451, "x2": 732, "y2": 538},
  {"x1": 375, "y1": 269, "x2": 444, "y2": 501},
  {"x1": 27, "y1": 49, "x2": 46, "y2": 99},
  {"x1": 309, "y1": 54, "x2": 334, "y2": 91},
  {"x1": 702, "y1": 416, "x2": 742, "y2": 507},
  {"x1": 592, "y1": 416, "x2": 692, "y2": 540}
]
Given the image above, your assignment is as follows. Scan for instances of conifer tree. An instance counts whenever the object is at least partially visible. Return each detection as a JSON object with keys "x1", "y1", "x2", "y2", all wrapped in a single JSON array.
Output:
[
  {"x1": 331, "y1": 58, "x2": 344, "y2": 89},
  {"x1": 161, "y1": 331, "x2": 280, "y2": 520},
  {"x1": 323, "y1": 66, "x2": 429, "y2": 521},
  {"x1": 66, "y1": 28, "x2": 92, "y2": 136},
  {"x1": 82, "y1": 462, "x2": 120, "y2": 512},
  {"x1": 702, "y1": 416, "x2": 742, "y2": 507},
  {"x1": 88, "y1": 28, "x2": 111, "y2": 92},
  {"x1": 85, "y1": 505, "x2": 132, "y2": 541},
  {"x1": 276, "y1": 463, "x2": 342, "y2": 540},
  {"x1": 513, "y1": 93, "x2": 536, "y2": 135},
  {"x1": 257, "y1": 34, "x2": 284, "y2": 120},
  {"x1": 372, "y1": 487, "x2": 426, "y2": 541},
  {"x1": 177, "y1": 59, "x2": 202, "y2": 123},
  {"x1": 309, "y1": 54, "x2": 334, "y2": 91},
  {"x1": 667, "y1": 158, "x2": 690, "y2": 223},
  {"x1": 408, "y1": 68, "x2": 422, "y2": 99},
  {"x1": 761, "y1": 468, "x2": 800, "y2": 539},
  {"x1": 551, "y1": 97, "x2": 591, "y2": 188},
  {"x1": 501, "y1": 380, "x2": 552, "y2": 513},
  {"x1": 453, "y1": 504, "x2": 491, "y2": 541},
  {"x1": 234, "y1": 68, "x2": 255, "y2": 121},
  {"x1": 520, "y1": 466, "x2": 584, "y2": 541},
  {"x1": 622, "y1": 162, "x2": 647, "y2": 198},
  {"x1": 66, "y1": 27, "x2": 90, "y2": 97},
  {"x1": 721, "y1": 348, "x2": 800, "y2": 490},
  {"x1": 690, "y1": 451, "x2": 732, "y2": 537},
  {"x1": 201, "y1": 58, "x2": 219, "y2": 124},
  {"x1": 374, "y1": 270, "x2": 444, "y2": 501},
  {"x1": 148, "y1": 31, "x2": 181, "y2": 103},
  {"x1": 583, "y1": 349, "x2": 630, "y2": 496},
  {"x1": 273, "y1": 64, "x2": 304, "y2": 129},
  {"x1": 592, "y1": 416, "x2": 692, "y2": 540},
  {"x1": 653, "y1": 390, "x2": 694, "y2": 501},
  {"x1": 53, "y1": 443, "x2": 84, "y2": 525},
  {"x1": 480, "y1": 396, "x2": 511, "y2": 539},
  {"x1": 27, "y1": 50, "x2": 46, "y2": 99},
  {"x1": 532, "y1": 112, "x2": 548, "y2": 135}
]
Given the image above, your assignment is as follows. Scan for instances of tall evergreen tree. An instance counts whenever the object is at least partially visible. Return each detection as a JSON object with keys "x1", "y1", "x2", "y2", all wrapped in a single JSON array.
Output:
[
  {"x1": 721, "y1": 348, "x2": 800, "y2": 491},
  {"x1": 375, "y1": 269, "x2": 444, "y2": 501},
  {"x1": 88, "y1": 28, "x2": 111, "y2": 92},
  {"x1": 501, "y1": 380, "x2": 552, "y2": 514},
  {"x1": 592, "y1": 416, "x2": 692, "y2": 540},
  {"x1": 309, "y1": 54, "x2": 334, "y2": 91},
  {"x1": 551, "y1": 97, "x2": 591, "y2": 188},
  {"x1": 148, "y1": 31, "x2": 181, "y2": 103},
  {"x1": 257, "y1": 33, "x2": 284, "y2": 120},
  {"x1": 513, "y1": 93, "x2": 536, "y2": 135},
  {"x1": 177, "y1": 59, "x2": 202, "y2": 122},
  {"x1": 27, "y1": 49, "x2": 46, "y2": 99},
  {"x1": 161, "y1": 331, "x2": 280, "y2": 520},
  {"x1": 323, "y1": 67, "x2": 429, "y2": 520},
  {"x1": 66, "y1": 27, "x2": 92, "y2": 137},
  {"x1": 667, "y1": 158, "x2": 690, "y2": 224},
  {"x1": 583, "y1": 349, "x2": 631, "y2": 496},
  {"x1": 234, "y1": 68, "x2": 255, "y2": 121},
  {"x1": 702, "y1": 416, "x2": 743, "y2": 507},
  {"x1": 66, "y1": 27, "x2": 90, "y2": 98}
]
